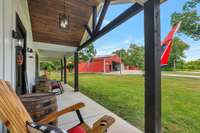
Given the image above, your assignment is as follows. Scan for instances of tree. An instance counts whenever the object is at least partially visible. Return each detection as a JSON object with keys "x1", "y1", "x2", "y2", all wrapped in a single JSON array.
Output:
[
  {"x1": 127, "y1": 44, "x2": 144, "y2": 69},
  {"x1": 79, "y1": 44, "x2": 97, "y2": 61},
  {"x1": 65, "y1": 44, "x2": 96, "y2": 72},
  {"x1": 52, "y1": 60, "x2": 61, "y2": 72},
  {"x1": 40, "y1": 61, "x2": 55, "y2": 78},
  {"x1": 185, "y1": 59, "x2": 200, "y2": 70},
  {"x1": 171, "y1": 0, "x2": 200, "y2": 40},
  {"x1": 66, "y1": 56, "x2": 74, "y2": 72},
  {"x1": 112, "y1": 44, "x2": 144, "y2": 69},
  {"x1": 164, "y1": 37, "x2": 189, "y2": 71},
  {"x1": 40, "y1": 61, "x2": 55, "y2": 72}
]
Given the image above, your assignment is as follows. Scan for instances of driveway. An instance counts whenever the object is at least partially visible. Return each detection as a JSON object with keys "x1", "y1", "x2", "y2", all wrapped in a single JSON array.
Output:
[{"x1": 105, "y1": 70, "x2": 200, "y2": 79}]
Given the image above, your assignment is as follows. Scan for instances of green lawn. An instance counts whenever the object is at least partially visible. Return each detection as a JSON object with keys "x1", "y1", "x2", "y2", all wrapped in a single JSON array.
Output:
[{"x1": 51, "y1": 72, "x2": 200, "y2": 133}]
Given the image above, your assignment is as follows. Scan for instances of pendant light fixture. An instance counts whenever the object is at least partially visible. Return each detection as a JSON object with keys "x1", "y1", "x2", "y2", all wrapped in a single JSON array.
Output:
[{"x1": 59, "y1": 0, "x2": 69, "y2": 30}]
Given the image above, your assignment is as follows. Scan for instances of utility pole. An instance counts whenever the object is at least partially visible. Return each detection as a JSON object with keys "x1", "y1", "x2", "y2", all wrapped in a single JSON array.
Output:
[
  {"x1": 119, "y1": 51, "x2": 122, "y2": 75},
  {"x1": 104, "y1": 58, "x2": 106, "y2": 73}
]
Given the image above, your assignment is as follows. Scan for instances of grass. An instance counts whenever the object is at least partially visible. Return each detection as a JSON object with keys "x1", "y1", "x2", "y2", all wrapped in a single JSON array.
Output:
[{"x1": 50, "y1": 72, "x2": 200, "y2": 133}]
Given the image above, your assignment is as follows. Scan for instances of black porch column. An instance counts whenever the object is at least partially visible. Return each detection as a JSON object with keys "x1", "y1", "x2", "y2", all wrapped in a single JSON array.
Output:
[
  {"x1": 74, "y1": 51, "x2": 79, "y2": 92},
  {"x1": 60, "y1": 59, "x2": 63, "y2": 81},
  {"x1": 144, "y1": 0, "x2": 161, "y2": 133},
  {"x1": 64, "y1": 57, "x2": 67, "y2": 84}
]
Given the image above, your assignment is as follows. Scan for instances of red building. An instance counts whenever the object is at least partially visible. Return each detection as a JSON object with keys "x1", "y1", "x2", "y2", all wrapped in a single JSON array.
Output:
[{"x1": 79, "y1": 54, "x2": 138, "y2": 73}]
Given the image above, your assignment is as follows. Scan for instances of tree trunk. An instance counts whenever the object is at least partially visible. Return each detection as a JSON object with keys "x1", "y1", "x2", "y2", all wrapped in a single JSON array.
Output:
[
  {"x1": 56, "y1": 66, "x2": 58, "y2": 72},
  {"x1": 173, "y1": 57, "x2": 176, "y2": 71}
]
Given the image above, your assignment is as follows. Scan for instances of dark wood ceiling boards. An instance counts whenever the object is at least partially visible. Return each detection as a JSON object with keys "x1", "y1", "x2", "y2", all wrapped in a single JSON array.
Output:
[{"x1": 28, "y1": 0, "x2": 98, "y2": 47}]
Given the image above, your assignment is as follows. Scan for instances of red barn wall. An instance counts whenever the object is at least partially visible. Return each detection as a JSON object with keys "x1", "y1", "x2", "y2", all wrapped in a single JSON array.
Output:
[
  {"x1": 79, "y1": 60, "x2": 105, "y2": 73},
  {"x1": 111, "y1": 55, "x2": 121, "y2": 63},
  {"x1": 78, "y1": 54, "x2": 138, "y2": 73}
]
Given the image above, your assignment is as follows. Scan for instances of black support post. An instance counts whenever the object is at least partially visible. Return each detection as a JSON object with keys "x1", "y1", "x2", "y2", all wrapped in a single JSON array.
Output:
[
  {"x1": 84, "y1": 24, "x2": 93, "y2": 38},
  {"x1": 78, "y1": 3, "x2": 143, "y2": 51},
  {"x1": 60, "y1": 59, "x2": 63, "y2": 81},
  {"x1": 74, "y1": 52, "x2": 79, "y2": 92},
  {"x1": 144, "y1": 0, "x2": 161, "y2": 133},
  {"x1": 64, "y1": 57, "x2": 67, "y2": 84},
  {"x1": 95, "y1": 0, "x2": 111, "y2": 32},
  {"x1": 78, "y1": 1, "x2": 166, "y2": 51},
  {"x1": 92, "y1": 6, "x2": 97, "y2": 31}
]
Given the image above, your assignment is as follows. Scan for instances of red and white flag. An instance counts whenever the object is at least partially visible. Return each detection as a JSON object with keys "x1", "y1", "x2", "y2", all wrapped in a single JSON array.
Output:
[{"x1": 161, "y1": 22, "x2": 181, "y2": 67}]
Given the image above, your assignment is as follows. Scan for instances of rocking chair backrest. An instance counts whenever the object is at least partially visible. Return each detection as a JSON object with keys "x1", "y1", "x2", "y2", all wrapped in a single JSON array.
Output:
[{"x1": 0, "y1": 80, "x2": 32, "y2": 133}]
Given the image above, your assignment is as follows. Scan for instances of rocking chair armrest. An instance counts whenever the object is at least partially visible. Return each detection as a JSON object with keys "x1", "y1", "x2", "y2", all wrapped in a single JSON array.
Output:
[
  {"x1": 38, "y1": 102, "x2": 85, "y2": 124},
  {"x1": 89, "y1": 115, "x2": 115, "y2": 133}
]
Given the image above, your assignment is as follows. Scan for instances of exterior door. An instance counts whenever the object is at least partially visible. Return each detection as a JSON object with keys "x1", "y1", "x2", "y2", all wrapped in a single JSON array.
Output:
[{"x1": 15, "y1": 14, "x2": 27, "y2": 95}]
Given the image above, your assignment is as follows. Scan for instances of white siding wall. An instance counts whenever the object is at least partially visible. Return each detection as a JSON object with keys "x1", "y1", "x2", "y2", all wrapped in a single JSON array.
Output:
[
  {"x1": 0, "y1": 0, "x2": 3, "y2": 131},
  {"x1": 0, "y1": 0, "x2": 3, "y2": 79},
  {"x1": 0, "y1": 0, "x2": 36, "y2": 89},
  {"x1": 0, "y1": 0, "x2": 35, "y2": 132},
  {"x1": 4, "y1": 0, "x2": 14, "y2": 84}
]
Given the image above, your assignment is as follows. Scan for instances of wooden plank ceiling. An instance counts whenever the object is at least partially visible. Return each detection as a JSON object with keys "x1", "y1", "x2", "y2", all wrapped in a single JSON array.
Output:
[
  {"x1": 28, "y1": 0, "x2": 138, "y2": 47},
  {"x1": 28, "y1": 0, "x2": 99, "y2": 47}
]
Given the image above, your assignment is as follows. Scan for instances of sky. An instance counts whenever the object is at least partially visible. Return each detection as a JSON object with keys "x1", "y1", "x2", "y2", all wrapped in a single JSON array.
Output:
[{"x1": 94, "y1": 0, "x2": 200, "y2": 61}]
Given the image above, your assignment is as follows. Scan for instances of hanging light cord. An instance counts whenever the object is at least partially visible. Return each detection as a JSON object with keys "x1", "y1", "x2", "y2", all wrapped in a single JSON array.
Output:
[{"x1": 64, "y1": 0, "x2": 66, "y2": 15}]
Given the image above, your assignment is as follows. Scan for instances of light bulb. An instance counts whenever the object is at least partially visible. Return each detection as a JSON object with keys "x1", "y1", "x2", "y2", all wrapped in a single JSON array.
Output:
[{"x1": 60, "y1": 15, "x2": 69, "y2": 29}]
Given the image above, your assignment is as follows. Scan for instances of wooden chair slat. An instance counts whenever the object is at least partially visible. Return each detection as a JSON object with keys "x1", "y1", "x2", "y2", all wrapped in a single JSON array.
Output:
[{"x1": 0, "y1": 80, "x2": 32, "y2": 133}]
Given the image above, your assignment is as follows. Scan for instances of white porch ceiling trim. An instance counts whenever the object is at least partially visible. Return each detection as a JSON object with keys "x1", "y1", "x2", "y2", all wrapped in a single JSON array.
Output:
[
  {"x1": 107, "y1": 0, "x2": 147, "y2": 5},
  {"x1": 33, "y1": 42, "x2": 77, "y2": 53},
  {"x1": 33, "y1": 42, "x2": 77, "y2": 60}
]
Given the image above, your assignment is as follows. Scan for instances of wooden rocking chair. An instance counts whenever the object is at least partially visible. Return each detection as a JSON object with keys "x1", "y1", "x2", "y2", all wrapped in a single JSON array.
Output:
[{"x1": 0, "y1": 80, "x2": 115, "y2": 133}]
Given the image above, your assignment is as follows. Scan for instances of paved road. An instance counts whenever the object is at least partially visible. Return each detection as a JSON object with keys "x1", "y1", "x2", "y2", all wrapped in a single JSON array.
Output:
[
  {"x1": 105, "y1": 70, "x2": 200, "y2": 79},
  {"x1": 162, "y1": 74, "x2": 200, "y2": 79}
]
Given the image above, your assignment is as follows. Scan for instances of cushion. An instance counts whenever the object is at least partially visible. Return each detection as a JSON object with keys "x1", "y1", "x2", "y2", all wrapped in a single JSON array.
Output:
[
  {"x1": 68, "y1": 124, "x2": 86, "y2": 133},
  {"x1": 51, "y1": 81, "x2": 60, "y2": 89},
  {"x1": 27, "y1": 122, "x2": 67, "y2": 133}
]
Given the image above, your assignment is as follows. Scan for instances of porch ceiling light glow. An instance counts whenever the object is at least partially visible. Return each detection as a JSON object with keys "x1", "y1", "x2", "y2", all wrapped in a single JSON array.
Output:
[
  {"x1": 59, "y1": 0, "x2": 69, "y2": 30},
  {"x1": 16, "y1": 39, "x2": 24, "y2": 48},
  {"x1": 12, "y1": 30, "x2": 24, "y2": 48}
]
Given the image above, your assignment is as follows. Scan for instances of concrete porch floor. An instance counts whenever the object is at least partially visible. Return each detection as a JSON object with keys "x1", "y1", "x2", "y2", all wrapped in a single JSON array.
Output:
[{"x1": 57, "y1": 84, "x2": 143, "y2": 133}]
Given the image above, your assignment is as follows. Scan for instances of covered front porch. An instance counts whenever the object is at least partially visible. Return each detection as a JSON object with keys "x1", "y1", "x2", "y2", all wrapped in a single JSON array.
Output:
[
  {"x1": 57, "y1": 84, "x2": 142, "y2": 133},
  {"x1": 0, "y1": 0, "x2": 163, "y2": 132},
  {"x1": 34, "y1": 0, "x2": 162, "y2": 132}
]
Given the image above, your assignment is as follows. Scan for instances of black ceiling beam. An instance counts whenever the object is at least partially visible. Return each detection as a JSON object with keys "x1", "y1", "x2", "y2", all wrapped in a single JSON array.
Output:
[
  {"x1": 78, "y1": 0, "x2": 167, "y2": 51},
  {"x1": 84, "y1": 24, "x2": 93, "y2": 38},
  {"x1": 78, "y1": 3, "x2": 143, "y2": 51},
  {"x1": 92, "y1": 6, "x2": 97, "y2": 31},
  {"x1": 94, "y1": 0, "x2": 111, "y2": 33}
]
